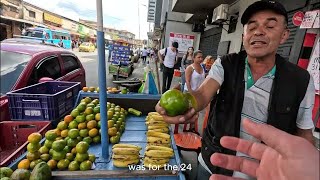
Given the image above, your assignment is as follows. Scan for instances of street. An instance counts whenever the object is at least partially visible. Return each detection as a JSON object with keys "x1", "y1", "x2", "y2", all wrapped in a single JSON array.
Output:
[{"x1": 73, "y1": 49, "x2": 146, "y2": 88}]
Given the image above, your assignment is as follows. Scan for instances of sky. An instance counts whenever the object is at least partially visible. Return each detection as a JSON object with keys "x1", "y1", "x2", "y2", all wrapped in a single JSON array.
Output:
[{"x1": 24, "y1": 0, "x2": 150, "y2": 39}]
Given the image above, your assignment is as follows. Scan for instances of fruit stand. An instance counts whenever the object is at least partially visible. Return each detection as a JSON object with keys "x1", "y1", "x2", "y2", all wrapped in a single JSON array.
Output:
[
  {"x1": 5, "y1": 91, "x2": 185, "y2": 180},
  {"x1": 109, "y1": 41, "x2": 134, "y2": 78}
]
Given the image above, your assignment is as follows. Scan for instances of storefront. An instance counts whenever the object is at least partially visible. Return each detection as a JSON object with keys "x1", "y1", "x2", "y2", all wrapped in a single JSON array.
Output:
[{"x1": 43, "y1": 12, "x2": 62, "y2": 28}]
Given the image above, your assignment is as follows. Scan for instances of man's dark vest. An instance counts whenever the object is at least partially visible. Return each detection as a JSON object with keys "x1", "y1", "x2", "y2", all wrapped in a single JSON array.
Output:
[{"x1": 201, "y1": 51, "x2": 310, "y2": 175}]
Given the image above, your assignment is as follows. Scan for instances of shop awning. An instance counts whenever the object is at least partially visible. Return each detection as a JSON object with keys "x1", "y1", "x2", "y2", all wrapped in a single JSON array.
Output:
[{"x1": 0, "y1": 15, "x2": 46, "y2": 28}]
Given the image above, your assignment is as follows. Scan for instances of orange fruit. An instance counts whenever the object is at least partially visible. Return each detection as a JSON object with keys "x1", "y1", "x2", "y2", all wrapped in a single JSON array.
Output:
[
  {"x1": 71, "y1": 147, "x2": 77, "y2": 154},
  {"x1": 82, "y1": 87, "x2": 89, "y2": 92},
  {"x1": 108, "y1": 127, "x2": 117, "y2": 137},
  {"x1": 54, "y1": 129, "x2": 61, "y2": 136},
  {"x1": 27, "y1": 133, "x2": 42, "y2": 144},
  {"x1": 95, "y1": 113, "x2": 100, "y2": 121},
  {"x1": 47, "y1": 159, "x2": 57, "y2": 170},
  {"x1": 78, "y1": 122, "x2": 87, "y2": 129},
  {"x1": 87, "y1": 120, "x2": 97, "y2": 129},
  {"x1": 88, "y1": 128, "x2": 98, "y2": 137},
  {"x1": 107, "y1": 120, "x2": 114, "y2": 128},
  {"x1": 64, "y1": 115, "x2": 74, "y2": 124},
  {"x1": 18, "y1": 159, "x2": 30, "y2": 169},
  {"x1": 61, "y1": 129, "x2": 69, "y2": 138},
  {"x1": 88, "y1": 87, "x2": 95, "y2": 92}
]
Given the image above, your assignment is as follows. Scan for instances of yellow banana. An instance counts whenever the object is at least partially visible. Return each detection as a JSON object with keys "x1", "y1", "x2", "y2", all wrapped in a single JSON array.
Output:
[
  {"x1": 112, "y1": 144, "x2": 142, "y2": 150},
  {"x1": 150, "y1": 127, "x2": 169, "y2": 133},
  {"x1": 149, "y1": 115, "x2": 164, "y2": 121},
  {"x1": 147, "y1": 130, "x2": 170, "y2": 140},
  {"x1": 147, "y1": 136, "x2": 171, "y2": 144},
  {"x1": 112, "y1": 154, "x2": 140, "y2": 161},
  {"x1": 148, "y1": 112, "x2": 160, "y2": 116},
  {"x1": 148, "y1": 125, "x2": 169, "y2": 130},
  {"x1": 147, "y1": 143, "x2": 171, "y2": 148},
  {"x1": 113, "y1": 159, "x2": 140, "y2": 167},
  {"x1": 112, "y1": 148, "x2": 140, "y2": 155},
  {"x1": 144, "y1": 157, "x2": 169, "y2": 165},
  {"x1": 145, "y1": 145, "x2": 173, "y2": 152},
  {"x1": 145, "y1": 120, "x2": 168, "y2": 126},
  {"x1": 145, "y1": 149, "x2": 174, "y2": 158}
]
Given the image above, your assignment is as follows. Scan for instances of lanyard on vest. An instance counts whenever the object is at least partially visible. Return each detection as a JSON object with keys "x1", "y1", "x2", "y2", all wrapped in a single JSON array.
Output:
[{"x1": 245, "y1": 57, "x2": 276, "y2": 89}]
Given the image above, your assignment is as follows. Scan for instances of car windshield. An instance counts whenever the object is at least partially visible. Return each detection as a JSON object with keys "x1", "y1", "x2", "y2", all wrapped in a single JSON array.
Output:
[
  {"x1": 0, "y1": 50, "x2": 31, "y2": 96},
  {"x1": 26, "y1": 30, "x2": 43, "y2": 38}
]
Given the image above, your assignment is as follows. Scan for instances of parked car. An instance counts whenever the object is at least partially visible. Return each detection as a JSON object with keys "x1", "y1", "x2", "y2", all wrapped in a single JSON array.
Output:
[
  {"x1": 79, "y1": 42, "x2": 95, "y2": 52},
  {"x1": 0, "y1": 41, "x2": 86, "y2": 121}
]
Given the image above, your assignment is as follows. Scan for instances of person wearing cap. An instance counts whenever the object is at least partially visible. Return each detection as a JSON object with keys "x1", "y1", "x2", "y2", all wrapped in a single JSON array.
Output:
[
  {"x1": 155, "y1": 1, "x2": 316, "y2": 179},
  {"x1": 158, "y1": 41, "x2": 179, "y2": 93}
]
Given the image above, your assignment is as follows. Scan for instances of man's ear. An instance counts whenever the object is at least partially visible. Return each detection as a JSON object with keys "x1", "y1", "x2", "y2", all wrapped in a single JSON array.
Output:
[{"x1": 280, "y1": 29, "x2": 290, "y2": 44}]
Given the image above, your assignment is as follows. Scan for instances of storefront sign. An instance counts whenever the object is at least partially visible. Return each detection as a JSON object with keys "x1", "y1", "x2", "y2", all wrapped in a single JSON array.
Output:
[
  {"x1": 43, "y1": 13, "x2": 62, "y2": 25},
  {"x1": 300, "y1": 10, "x2": 318, "y2": 29},
  {"x1": 78, "y1": 24, "x2": 89, "y2": 35},
  {"x1": 307, "y1": 36, "x2": 320, "y2": 94},
  {"x1": 169, "y1": 32, "x2": 195, "y2": 53},
  {"x1": 292, "y1": 11, "x2": 304, "y2": 26}
]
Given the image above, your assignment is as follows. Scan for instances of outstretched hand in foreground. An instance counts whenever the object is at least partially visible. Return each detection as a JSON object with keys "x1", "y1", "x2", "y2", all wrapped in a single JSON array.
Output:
[{"x1": 210, "y1": 119, "x2": 319, "y2": 180}]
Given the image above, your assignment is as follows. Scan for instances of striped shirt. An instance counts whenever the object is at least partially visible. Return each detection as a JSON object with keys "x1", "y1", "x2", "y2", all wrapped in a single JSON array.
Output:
[{"x1": 198, "y1": 57, "x2": 315, "y2": 179}]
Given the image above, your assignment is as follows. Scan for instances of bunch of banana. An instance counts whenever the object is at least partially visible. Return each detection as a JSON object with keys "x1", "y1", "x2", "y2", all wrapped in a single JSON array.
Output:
[
  {"x1": 112, "y1": 144, "x2": 141, "y2": 167},
  {"x1": 146, "y1": 112, "x2": 171, "y2": 147},
  {"x1": 146, "y1": 112, "x2": 169, "y2": 133},
  {"x1": 144, "y1": 145, "x2": 174, "y2": 168}
]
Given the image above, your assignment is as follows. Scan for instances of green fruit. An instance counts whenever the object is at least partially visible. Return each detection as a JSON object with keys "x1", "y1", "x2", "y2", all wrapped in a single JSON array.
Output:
[
  {"x1": 52, "y1": 140, "x2": 66, "y2": 151},
  {"x1": 40, "y1": 154, "x2": 50, "y2": 162},
  {"x1": 26, "y1": 151, "x2": 41, "y2": 161},
  {"x1": 66, "y1": 153, "x2": 74, "y2": 161},
  {"x1": 68, "y1": 121, "x2": 79, "y2": 129},
  {"x1": 49, "y1": 149, "x2": 54, "y2": 156},
  {"x1": 10, "y1": 169, "x2": 30, "y2": 180},
  {"x1": 76, "y1": 141, "x2": 89, "y2": 153},
  {"x1": 67, "y1": 138, "x2": 79, "y2": 148},
  {"x1": 27, "y1": 143, "x2": 41, "y2": 153},
  {"x1": 93, "y1": 106, "x2": 100, "y2": 114},
  {"x1": 70, "y1": 109, "x2": 80, "y2": 118},
  {"x1": 30, "y1": 162, "x2": 51, "y2": 180},
  {"x1": 0, "y1": 177, "x2": 10, "y2": 180},
  {"x1": 57, "y1": 159, "x2": 70, "y2": 170},
  {"x1": 75, "y1": 153, "x2": 89, "y2": 162},
  {"x1": 80, "y1": 160, "x2": 92, "y2": 171},
  {"x1": 52, "y1": 150, "x2": 66, "y2": 161},
  {"x1": 160, "y1": 89, "x2": 190, "y2": 116},
  {"x1": 83, "y1": 137, "x2": 92, "y2": 145},
  {"x1": 0, "y1": 167, "x2": 13, "y2": 178},
  {"x1": 44, "y1": 140, "x2": 53, "y2": 149},
  {"x1": 68, "y1": 161, "x2": 80, "y2": 171},
  {"x1": 86, "y1": 114, "x2": 95, "y2": 121},
  {"x1": 63, "y1": 146, "x2": 72, "y2": 154},
  {"x1": 68, "y1": 129, "x2": 80, "y2": 139},
  {"x1": 30, "y1": 159, "x2": 43, "y2": 170},
  {"x1": 121, "y1": 88, "x2": 128, "y2": 94},
  {"x1": 92, "y1": 135, "x2": 101, "y2": 143},
  {"x1": 57, "y1": 121, "x2": 68, "y2": 130},
  {"x1": 45, "y1": 130, "x2": 57, "y2": 141},
  {"x1": 39, "y1": 146, "x2": 49, "y2": 154},
  {"x1": 88, "y1": 154, "x2": 96, "y2": 163}
]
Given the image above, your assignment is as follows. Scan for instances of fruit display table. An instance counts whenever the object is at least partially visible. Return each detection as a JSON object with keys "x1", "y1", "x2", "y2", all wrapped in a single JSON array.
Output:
[{"x1": 8, "y1": 92, "x2": 185, "y2": 180}]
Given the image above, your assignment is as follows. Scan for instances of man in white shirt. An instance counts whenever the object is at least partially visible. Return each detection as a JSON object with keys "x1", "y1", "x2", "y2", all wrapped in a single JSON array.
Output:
[
  {"x1": 141, "y1": 47, "x2": 148, "y2": 65},
  {"x1": 158, "y1": 42, "x2": 179, "y2": 93}
]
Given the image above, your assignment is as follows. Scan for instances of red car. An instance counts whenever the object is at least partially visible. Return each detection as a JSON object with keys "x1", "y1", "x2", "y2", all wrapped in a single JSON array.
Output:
[{"x1": 0, "y1": 41, "x2": 86, "y2": 121}]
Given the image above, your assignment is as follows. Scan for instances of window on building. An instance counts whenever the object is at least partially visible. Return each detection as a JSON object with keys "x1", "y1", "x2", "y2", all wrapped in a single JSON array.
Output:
[
  {"x1": 228, "y1": 12, "x2": 239, "y2": 34},
  {"x1": 29, "y1": 10, "x2": 36, "y2": 18},
  {"x1": 9, "y1": 6, "x2": 18, "y2": 12}
]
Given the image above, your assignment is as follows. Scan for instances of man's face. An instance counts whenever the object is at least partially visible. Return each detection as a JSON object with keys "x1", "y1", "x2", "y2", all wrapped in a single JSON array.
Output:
[{"x1": 243, "y1": 10, "x2": 289, "y2": 59}]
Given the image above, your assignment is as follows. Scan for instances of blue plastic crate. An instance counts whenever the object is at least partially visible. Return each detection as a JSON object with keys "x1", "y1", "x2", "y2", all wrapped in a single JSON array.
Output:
[{"x1": 7, "y1": 81, "x2": 81, "y2": 122}]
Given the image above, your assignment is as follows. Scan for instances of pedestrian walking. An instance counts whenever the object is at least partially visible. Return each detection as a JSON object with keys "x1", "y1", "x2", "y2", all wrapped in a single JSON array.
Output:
[
  {"x1": 141, "y1": 47, "x2": 148, "y2": 65},
  {"x1": 158, "y1": 42, "x2": 179, "y2": 93},
  {"x1": 180, "y1": 47, "x2": 194, "y2": 91},
  {"x1": 156, "y1": 1, "x2": 315, "y2": 179}
]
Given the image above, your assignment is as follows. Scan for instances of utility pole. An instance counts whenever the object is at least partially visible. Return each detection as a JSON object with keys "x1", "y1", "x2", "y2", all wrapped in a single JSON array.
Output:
[{"x1": 96, "y1": 0, "x2": 108, "y2": 159}]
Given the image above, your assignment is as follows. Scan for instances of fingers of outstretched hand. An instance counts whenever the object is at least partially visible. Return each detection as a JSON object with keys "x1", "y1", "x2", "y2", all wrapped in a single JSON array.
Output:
[
  {"x1": 211, "y1": 153, "x2": 259, "y2": 178},
  {"x1": 155, "y1": 101, "x2": 197, "y2": 124},
  {"x1": 242, "y1": 119, "x2": 293, "y2": 155},
  {"x1": 220, "y1": 136, "x2": 267, "y2": 161},
  {"x1": 210, "y1": 174, "x2": 245, "y2": 180}
]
